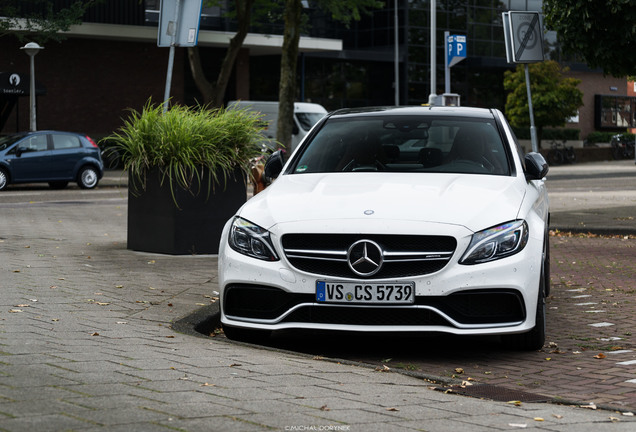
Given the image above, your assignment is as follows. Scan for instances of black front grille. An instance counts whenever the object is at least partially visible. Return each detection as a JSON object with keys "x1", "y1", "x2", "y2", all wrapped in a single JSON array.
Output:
[
  {"x1": 281, "y1": 234, "x2": 457, "y2": 278},
  {"x1": 224, "y1": 285, "x2": 525, "y2": 326}
]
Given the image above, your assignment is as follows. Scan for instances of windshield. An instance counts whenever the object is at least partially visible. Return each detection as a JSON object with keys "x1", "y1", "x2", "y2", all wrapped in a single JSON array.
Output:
[
  {"x1": 0, "y1": 134, "x2": 24, "y2": 152},
  {"x1": 291, "y1": 115, "x2": 511, "y2": 176},
  {"x1": 295, "y1": 112, "x2": 326, "y2": 132}
]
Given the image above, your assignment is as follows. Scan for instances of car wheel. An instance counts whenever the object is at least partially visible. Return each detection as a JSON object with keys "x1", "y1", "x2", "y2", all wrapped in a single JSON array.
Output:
[
  {"x1": 502, "y1": 260, "x2": 547, "y2": 351},
  {"x1": 222, "y1": 325, "x2": 271, "y2": 343},
  {"x1": 77, "y1": 166, "x2": 99, "y2": 189},
  {"x1": 48, "y1": 181, "x2": 69, "y2": 190},
  {"x1": 0, "y1": 168, "x2": 8, "y2": 191}
]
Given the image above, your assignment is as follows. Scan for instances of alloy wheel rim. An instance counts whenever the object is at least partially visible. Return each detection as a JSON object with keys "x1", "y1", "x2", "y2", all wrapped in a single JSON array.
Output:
[{"x1": 83, "y1": 170, "x2": 97, "y2": 187}]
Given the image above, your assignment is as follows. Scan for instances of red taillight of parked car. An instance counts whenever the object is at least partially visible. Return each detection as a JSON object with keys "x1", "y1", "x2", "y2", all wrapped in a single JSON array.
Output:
[{"x1": 86, "y1": 136, "x2": 98, "y2": 148}]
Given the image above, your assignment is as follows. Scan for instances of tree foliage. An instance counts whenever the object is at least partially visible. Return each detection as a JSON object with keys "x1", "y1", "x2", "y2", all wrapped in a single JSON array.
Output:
[
  {"x1": 543, "y1": 0, "x2": 636, "y2": 77},
  {"x1": 503, "y1": 61, "x2": 583, "y2": 145},
  {"x1": 0, "y1": 0, "x2": 99, "y2": 43}
]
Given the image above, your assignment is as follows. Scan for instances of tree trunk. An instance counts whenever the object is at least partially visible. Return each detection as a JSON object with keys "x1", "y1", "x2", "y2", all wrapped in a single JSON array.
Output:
[
  {"x1": 186, "y1": 0, "x2": 255, "y2": 108},
  {"x1": 277, "y1": 0, "x2": 302, "y2": 151},
  {"x1": 187, "y1": 46, "x2": 214, "y2": 104}
]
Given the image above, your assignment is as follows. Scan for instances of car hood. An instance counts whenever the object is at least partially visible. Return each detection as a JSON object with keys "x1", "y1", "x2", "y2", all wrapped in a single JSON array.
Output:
[{"x1": 238, "y1": 173, "x2": 526, "y2": 233}]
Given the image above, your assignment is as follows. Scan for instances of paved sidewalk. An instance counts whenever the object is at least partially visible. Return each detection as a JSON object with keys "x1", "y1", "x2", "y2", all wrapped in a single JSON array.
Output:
[{"x1": 0, "y1": 162, "x2": 635, "y2": 431}]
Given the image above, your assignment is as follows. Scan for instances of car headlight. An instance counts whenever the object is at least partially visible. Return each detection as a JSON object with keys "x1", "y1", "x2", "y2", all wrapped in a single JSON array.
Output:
[
  {"x1": 228, "y1": 217, "x2": 279, "y2": 261},
  {"x1": 460, "y1": 220, "x2": 528, "y2": 265}
]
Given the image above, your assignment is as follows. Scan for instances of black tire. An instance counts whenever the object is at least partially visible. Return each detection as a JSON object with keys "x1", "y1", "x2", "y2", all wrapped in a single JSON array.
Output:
[
  {"x1": 48, "y1": 181, "x2": 68, "y2": 190},
  {"x1": 502, "y1": 259, "x2": 547, "y2": 351},
  {"x1": 611, "y1": 145, "x2": 623, "y2": 160},
  {"x1": 77, "y1": 166, "x2": 99, "y2": 189},
  {"x1": 222, "y1": 325, "x2": 271, "y2": 343},
  {"x1": 0, "y1": 168, "x2": 8, "y2": 191},
  {"x1": 566, "y1": 148, "x2": 577, "y2": 164}
]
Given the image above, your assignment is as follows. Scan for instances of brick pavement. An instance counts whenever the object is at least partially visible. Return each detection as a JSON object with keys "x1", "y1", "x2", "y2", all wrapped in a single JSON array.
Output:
[
  {"x1": 231, "y1": 233, "x2": 636, "y2": 414},
  {"x1": 1, "y1": 166, "x2": 636, "y2": 431},
  {"x1": 419, "y1": 234, "x2": 636, "y2": 412}
]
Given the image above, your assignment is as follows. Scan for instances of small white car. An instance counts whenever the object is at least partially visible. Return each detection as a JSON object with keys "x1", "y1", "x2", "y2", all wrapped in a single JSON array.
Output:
[{"x1": 218, "y1": 106, "x2": 550, "y2": 350}]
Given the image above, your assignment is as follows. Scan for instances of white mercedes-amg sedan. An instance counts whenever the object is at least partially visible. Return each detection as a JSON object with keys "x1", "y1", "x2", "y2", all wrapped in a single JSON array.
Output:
[{"x1": 218, "y1": 106, "x2": 550, "y2": 350}]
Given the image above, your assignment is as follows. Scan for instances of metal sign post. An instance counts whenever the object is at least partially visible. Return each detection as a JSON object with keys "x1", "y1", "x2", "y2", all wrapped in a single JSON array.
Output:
[
  {"x1": 502, "y1": 11, "x2": 544, "y2": 152},
  {"x1": 444, "y1": 32, "x2": 466, "y2": 95},
  {"x1": 158, "y1": 0, "x2": 203, "y2": 112}
]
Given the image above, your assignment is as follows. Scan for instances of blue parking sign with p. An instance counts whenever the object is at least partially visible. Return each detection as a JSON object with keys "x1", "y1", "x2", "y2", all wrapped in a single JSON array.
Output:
[{"x1": 447, "y1": 35, "x2": 466, "y2": 67}]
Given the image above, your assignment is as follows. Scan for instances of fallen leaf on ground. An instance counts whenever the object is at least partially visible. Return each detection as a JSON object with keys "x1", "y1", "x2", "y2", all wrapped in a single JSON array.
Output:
[{"x1": 593, "y1": 353, "x2": 606, "y2": 359}]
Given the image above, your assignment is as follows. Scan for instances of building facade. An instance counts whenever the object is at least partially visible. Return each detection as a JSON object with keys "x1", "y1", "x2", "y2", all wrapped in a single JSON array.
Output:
[{"x1": 0, "y1": 0, "x2": 630, "y2": 141}]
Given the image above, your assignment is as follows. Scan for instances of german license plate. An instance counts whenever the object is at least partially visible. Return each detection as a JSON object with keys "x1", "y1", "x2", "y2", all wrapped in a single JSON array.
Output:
[{"x1": 316, "y1": 281, "x2": 415, "y2": 304}]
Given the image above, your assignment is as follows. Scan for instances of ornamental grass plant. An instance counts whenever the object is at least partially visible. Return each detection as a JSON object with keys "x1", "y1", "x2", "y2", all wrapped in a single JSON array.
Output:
[{"x1": 106, "y1": 100, "x2": 266, "y2": 204}]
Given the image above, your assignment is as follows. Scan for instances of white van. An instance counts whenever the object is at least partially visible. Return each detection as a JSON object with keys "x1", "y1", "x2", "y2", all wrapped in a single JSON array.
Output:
[{"x1": 228, "y1": 101, "x2": 327, "y2": 153}]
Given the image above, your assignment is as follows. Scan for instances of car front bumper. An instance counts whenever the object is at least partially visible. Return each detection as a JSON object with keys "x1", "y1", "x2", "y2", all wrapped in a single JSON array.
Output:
[{"x1": 218, "y1": 219, "x2": 544, "y2": 336}]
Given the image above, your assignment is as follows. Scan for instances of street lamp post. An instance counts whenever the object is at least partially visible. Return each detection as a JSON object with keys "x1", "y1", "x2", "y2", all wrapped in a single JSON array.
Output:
[{"x1": 20, "y1": 42, "x2": 44, "y2": 132}]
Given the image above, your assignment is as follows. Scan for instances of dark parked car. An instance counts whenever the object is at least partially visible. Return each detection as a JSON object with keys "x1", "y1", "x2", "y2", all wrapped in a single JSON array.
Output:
[{"x1": 0, "y1": 131, "x2": 104, "y2": 191}]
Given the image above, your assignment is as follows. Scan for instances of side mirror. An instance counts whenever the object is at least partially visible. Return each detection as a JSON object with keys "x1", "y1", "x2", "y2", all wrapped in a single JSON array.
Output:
[
  {"x1": 524, "y1": 152, "x2": 549, "y2": 180},
  {"x1": 264, "y1": 149, "x2": 284, "y2": 179},
  {"x1": 15, "y1": 146, "x2": 27, "y2": 157}
]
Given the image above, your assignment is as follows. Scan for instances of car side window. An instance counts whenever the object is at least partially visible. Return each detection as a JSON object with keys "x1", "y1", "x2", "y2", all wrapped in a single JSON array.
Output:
[
  {"x1": 52, "y1": 134, "x2": 81, "y2": 150},
  {"x1": 22, "y1": 135, "x2": 48, "y2": 152}
]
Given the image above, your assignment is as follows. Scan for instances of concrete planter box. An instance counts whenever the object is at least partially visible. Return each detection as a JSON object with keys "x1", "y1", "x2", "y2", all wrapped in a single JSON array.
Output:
[{"x1": 127, "y1": 168, "x2": 246, "y2": 255}]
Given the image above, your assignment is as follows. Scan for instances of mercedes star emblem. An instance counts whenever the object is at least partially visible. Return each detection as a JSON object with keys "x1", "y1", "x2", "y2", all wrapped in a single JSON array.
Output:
[{"x1": 347, "y1": 239, "x2": 384, "y2": 276}]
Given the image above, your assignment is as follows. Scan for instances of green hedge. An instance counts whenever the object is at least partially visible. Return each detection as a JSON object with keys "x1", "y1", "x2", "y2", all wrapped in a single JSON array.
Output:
[
  {"x1": 585, "y1": 131, "x2": 626, "y2": 144},
  {"x1": 512, "y1": 128, "x2": 580, "y2": 141}
]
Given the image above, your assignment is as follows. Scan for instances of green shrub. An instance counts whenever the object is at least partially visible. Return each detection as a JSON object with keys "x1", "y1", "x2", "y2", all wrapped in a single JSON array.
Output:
[
  {"x1": 512, "y1": 127, "x2": 580, "y2": 141},
  {"x1": 105, "y1": 101, "x2": 266, "y2": 200},
  {"x1": 586, "y1": 131, "x2": 618, "y2": 144},
  {"x1": 542, "y1": 128, "x2": 580, "y2": 140}
]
